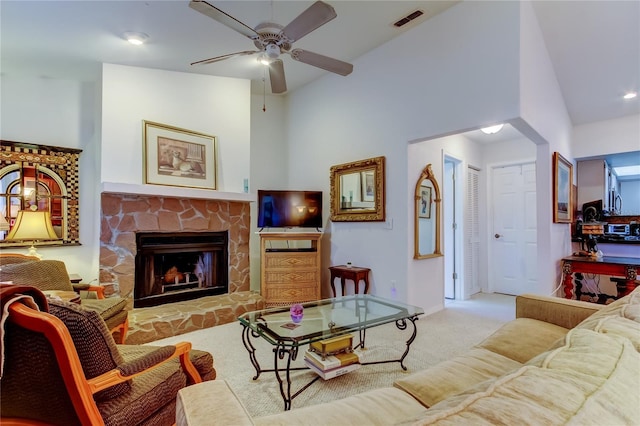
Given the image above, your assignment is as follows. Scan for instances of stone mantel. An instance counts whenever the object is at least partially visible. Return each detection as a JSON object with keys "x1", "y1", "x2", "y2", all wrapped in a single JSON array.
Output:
[{"x1": 101, "y1": 182, "x2": 255, "y2": 203}]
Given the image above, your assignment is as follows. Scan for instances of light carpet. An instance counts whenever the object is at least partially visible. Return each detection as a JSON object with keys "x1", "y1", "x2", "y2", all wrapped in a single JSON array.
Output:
[{"x1": 151, "y1": 293, "x2": 515, "y2": 418}]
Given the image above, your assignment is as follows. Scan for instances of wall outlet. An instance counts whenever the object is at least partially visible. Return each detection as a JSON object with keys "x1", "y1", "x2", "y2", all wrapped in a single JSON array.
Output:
[
  {"x1": 385, "y1": 218, "x2": 393, "y2": 229},
  {"x1": 390, "y1": 280, "x2": 397, "y2": 299}
]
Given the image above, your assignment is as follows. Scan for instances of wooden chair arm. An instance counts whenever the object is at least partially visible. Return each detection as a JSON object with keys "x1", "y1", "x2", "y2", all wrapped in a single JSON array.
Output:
[
  {"x1": 87, "y1": 342, "x2": 202, "y2": 394},
  {"x1": 71, "y1": 284, "x2": 106, "y2": 299}
]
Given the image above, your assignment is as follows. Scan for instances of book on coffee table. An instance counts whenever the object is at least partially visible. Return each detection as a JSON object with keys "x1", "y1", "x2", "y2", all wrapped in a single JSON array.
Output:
[
  {"x1": 304, "y1": 359, "x2": 361, "y2": 380},
  {"x1": 309, "y1": 334, "x2": 354, "y2": 359},
  {"x1": 304, "y1": 350, "x2": 359, "y2": 371}
]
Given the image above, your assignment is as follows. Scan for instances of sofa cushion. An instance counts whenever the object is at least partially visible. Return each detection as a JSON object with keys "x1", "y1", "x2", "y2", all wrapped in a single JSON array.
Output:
[
  {"x1": 393, "y1": 348, "x2": 522, "y2": 408},
  {"x1": 81, "y1": 297, "x2": 127, "y2": 320},
  {"x1": 475, "y1": 317, "x2": 569, "y2": 363},
  {"x1": 255, "y1": 387, "x2": 428, "y2": 426},
  {"x1": 408, "y1": 328, "x2": 640, "y2": 425},
  {"x1": 575, "y1": 287, "x2": 640, "y2": 350}
]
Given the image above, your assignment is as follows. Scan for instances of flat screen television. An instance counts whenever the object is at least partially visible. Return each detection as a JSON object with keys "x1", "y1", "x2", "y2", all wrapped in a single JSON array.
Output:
[{"x1": 257, "y1": 190, "x2": 323, "y2": 229}]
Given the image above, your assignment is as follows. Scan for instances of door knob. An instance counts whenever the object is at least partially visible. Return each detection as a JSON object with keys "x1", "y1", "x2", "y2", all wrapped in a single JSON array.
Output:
[{"x1": 494, "y1": 234, "x2": 501, "y2": 239}]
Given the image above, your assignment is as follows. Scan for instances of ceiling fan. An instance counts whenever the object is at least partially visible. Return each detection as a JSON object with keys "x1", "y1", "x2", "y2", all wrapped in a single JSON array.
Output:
[{"x1": 188, "y1": 0, "x2": 353, "y2": 94}]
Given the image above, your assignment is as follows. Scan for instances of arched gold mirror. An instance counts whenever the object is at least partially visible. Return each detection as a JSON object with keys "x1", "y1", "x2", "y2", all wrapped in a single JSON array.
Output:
[{"x1": 414, "y1": 164, "x2": 442, "y2": 259}]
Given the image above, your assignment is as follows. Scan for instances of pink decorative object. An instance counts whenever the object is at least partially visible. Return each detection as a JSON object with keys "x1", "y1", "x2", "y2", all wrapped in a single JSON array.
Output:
[{"x1": 290, "y1": 303, "x2": 304, "y2": 323}]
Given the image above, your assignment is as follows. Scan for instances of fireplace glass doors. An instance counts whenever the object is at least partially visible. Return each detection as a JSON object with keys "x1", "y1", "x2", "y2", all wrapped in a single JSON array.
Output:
[{"x1": 134, "y1": 231, "x2": 228, "y2": 308}]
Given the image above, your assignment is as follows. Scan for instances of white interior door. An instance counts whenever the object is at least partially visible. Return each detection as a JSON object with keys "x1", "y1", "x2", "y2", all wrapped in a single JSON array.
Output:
[{"x1": 491, "y1": 163, "x2": 537, "y2": 295}]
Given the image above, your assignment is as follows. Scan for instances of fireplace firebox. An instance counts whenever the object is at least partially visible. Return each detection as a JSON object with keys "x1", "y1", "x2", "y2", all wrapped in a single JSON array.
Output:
[{"x1": 134, "y1": 231, "x2": 228, "y2": 308}]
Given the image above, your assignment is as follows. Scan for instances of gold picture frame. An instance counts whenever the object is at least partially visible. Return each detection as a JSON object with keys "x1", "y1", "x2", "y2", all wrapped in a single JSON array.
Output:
[
  {"x1": 143, "y1": 120, "x2": 217, "y2": 190},
  {"x1": 418, "y1": 185, "x2": 432, "y2": 219},
  {"x1": 553, "y1": 152, "x2": 573, "y2": 223},
  {"x1": 330, "y1": 156, "x2": 385, "y2": 222}
]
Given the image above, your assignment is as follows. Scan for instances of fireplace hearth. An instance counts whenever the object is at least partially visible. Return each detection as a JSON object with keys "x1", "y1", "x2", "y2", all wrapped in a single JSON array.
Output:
[{"x1": 134, "y1": 231, "x2": 228, "y2": 308}]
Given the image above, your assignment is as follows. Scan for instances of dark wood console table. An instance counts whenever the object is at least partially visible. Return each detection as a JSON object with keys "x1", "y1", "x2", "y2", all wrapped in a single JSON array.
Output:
[
  {"x1": 561, "y1": 256, "x2": 640, "y2": 300},
  {"x1": 329, "y1": 265, "x2": 371, "y2": 297}
]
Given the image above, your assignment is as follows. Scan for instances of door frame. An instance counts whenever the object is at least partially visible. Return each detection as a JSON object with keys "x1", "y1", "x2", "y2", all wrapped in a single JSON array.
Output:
[
  {"x1": 486, "y1": 158, "x2": 536, "y2": 294},
  {"x1": 443, "y1": 152, "x2": 464, "y2": 300}
]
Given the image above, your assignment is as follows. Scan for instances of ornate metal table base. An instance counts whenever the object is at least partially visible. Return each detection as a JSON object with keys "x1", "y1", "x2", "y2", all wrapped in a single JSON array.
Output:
[{"x1": 240, "y1": 314, "x2": 420, "y2": 411}]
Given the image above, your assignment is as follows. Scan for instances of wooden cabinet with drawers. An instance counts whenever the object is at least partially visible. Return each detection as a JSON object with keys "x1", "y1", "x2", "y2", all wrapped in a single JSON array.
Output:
[{"x1": 259, "y1": 232, "x2": 322, "y2": 307}]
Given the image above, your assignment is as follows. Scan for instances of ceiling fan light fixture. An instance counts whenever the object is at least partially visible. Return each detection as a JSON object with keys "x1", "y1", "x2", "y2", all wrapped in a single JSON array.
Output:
[
  {"x1": 480, "y1": 124, "x2": 504, "y2": 135},
  {"x1": 123, "y1": 32, "x2": 149, "y2": 46},
  {"x1": 265, "y1": 44, "x2": 281, "y2": 59},
  {"x1": 257, "y1": 54, "x2": 271, "y2": 66}
]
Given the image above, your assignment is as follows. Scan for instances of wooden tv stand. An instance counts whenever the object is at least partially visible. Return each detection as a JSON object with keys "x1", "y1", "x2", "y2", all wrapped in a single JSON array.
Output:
[{"x1": 259, "y1": 232, "x2": 322, "y2": 307}]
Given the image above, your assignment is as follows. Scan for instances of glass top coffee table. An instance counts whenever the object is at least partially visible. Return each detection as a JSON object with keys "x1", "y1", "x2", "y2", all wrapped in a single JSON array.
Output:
[{"x1": 238, "y1": 295, "x2": 424, "y2": 410}]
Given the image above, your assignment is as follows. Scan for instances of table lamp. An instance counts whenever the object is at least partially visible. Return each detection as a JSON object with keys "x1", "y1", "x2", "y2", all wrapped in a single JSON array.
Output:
[{"x1": 5, "y1": 206, "x2": 58, "y2": 259}]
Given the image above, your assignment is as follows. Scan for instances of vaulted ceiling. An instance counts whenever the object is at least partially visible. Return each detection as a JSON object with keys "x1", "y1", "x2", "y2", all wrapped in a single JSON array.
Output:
[{"x1": 2, "y1": 1, "x2": 638, "y2": 127}]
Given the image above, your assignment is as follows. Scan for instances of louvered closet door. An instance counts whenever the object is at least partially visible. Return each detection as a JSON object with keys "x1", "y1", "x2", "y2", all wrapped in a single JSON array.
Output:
[{"x1": 464, "y1": 167, "x2": 481, "y2": 295}]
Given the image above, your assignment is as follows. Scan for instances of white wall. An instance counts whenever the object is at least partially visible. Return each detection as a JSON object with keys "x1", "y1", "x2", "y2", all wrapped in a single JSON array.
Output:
[
  {"x1": 1, "y1": 67, "x2": 251, "y2": 281},
  {"x1": 101, "y1": 64, "x2": 251, "y2": 193},
  {"x1": 518, "y1": 0, "x2": 574, "y2": 296},
  {"x1": 0, "y1": 75, "x2": 102, "y2": 281},
  {"x1": 282, "y1": 1, "x2": 522, "y2": 313},
  {"x1": 572, "y1": 115, "x2": 640, "y2": 158},
  {"x1": 620, "y1": 180, "x2": 640, "y2": 215},
  {"x1": 249, "y1": 93, "x2": 288, "y2": 290}
]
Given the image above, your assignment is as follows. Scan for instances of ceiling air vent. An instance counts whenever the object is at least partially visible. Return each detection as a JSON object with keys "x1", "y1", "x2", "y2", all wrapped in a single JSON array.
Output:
[{"x1": 393, "y1": 10, "x2": 425, "y2": 28}]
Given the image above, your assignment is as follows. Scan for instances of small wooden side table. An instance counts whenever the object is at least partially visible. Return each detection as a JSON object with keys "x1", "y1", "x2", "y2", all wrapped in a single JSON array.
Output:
[{"x1": 329, "y1": 265, "x2": 371, "y2": 297}]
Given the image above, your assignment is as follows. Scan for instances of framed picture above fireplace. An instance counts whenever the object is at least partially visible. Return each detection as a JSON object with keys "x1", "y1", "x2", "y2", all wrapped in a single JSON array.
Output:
[{"x1": 143, "y1": 120, "x2": 217, "y2": 190}]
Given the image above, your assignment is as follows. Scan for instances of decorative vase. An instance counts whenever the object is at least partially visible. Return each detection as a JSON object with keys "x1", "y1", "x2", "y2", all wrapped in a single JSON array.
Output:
[{"x1": 290, "y1": 303, "x2": 304, "y2": 323}]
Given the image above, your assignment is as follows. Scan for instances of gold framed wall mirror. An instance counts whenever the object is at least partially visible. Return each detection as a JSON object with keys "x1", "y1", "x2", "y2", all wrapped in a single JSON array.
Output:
[
  {"x1": 414, "y1": 164, "x2": 442, "y2": 259},
  {"x1": 330, "y1": 156, "x2": 385, "y2": 222}
]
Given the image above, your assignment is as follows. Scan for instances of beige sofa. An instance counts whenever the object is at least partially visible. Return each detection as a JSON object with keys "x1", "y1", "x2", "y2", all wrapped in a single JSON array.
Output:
[{"x1": 176, "y1": 289, "x2": 640, "y2": 425}]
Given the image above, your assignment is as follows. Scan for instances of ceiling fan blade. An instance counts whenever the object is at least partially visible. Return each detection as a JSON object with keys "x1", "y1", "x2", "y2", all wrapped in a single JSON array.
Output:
[
  {"x1": 191, "y1": 50, "x2": 259, "y2": 66},
  {"x1": 189, "y1": 0, "x2": 259, "y2": 40},
  {"x1": 269, "y1": 59, "x2": 287, "y2": 94},
  {"x1": 281, "y1": 1, "x2": 337, "y2": 43},
  {"x1": 290, "y1": 49, "x2": 353, "y2": 76}
]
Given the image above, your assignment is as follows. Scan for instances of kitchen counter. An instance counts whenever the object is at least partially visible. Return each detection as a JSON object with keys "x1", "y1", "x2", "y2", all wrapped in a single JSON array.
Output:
[{"x1": 572, "y1": 236, "x2": 640, "y2": 244}]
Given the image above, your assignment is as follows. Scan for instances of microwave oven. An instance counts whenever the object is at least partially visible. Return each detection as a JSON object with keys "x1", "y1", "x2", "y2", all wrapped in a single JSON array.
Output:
[{"x1": 607, "y1": 224, "x2": 629, "y2": 235}]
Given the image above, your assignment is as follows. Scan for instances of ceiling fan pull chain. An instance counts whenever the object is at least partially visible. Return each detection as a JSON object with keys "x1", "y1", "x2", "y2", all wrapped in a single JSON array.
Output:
[{"x1": 262, "y1": 68, "x2": 267, "y2": 112}]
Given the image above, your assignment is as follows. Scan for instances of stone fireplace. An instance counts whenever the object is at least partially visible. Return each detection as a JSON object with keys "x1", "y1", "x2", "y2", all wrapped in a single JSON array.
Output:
[{"x1": 100, "y1": 192, "x2": 250, "y2": 307}]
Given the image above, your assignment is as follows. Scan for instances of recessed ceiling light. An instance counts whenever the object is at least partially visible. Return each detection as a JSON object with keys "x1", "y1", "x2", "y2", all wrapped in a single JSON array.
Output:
[
  {"x1": 480, "y1": 124, "x2": 504, "y2": 135},
  {"x1": 623, "y1": 92, "x2": 637, "y2": 100},
  {"x1": 123, "y1": 32, "x2": 148, "y2": 46}
]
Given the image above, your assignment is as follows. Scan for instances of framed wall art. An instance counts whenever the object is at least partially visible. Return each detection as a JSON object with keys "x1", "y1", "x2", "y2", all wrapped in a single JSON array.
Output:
[
  {"x1": 143, "y1": 120, "x2": 217, "y2": 190},
  {"x1": 418, "y1": 185, "x2": 432, "y2": 219},
  {"x1": 553, "y1": 152, "x2": 573, "y2": 223}
]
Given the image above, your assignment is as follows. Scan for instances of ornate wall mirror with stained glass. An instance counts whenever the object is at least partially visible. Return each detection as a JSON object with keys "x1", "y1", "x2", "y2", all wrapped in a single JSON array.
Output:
[{"x1": 0, "y1": 141, "x2": 81, "y2": 252}]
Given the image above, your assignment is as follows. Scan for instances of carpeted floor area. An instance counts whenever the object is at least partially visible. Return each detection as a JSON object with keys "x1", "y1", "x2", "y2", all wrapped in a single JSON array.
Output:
[{"x1": 151, "y1": 292, "x2": 515, "y2": 418}]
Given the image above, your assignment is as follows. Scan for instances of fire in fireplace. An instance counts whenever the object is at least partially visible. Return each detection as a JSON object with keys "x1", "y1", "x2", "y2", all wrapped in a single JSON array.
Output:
[{"x1": 134, "y1": 231, "x2": 228, "y2": 308}]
